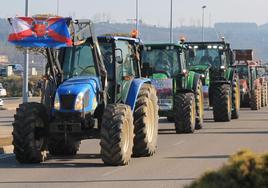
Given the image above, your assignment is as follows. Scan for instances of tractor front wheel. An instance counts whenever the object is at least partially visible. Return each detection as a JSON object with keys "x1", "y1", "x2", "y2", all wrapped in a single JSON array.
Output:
[
  {"x1": 100, "y1": 104, "x2": 134, "y2": 166},
  {"x1": 212, "y1": 84, "x2": 232, "y2": 122},
  {"x1": 133, "y1": 84, "x2": 159, "y2": 157},
  {"x1": 231, "y1": 78, "x2": 240, "y2": 119},
  {"x1": 13, "y1": 102, "x2": 48, "y2": 163},
  {"x1": 195, "y1": 80, "x2": 204, "y2": 129},
  {"x1": 174, "y1": 93, "x2": 196, "y2": 134}
]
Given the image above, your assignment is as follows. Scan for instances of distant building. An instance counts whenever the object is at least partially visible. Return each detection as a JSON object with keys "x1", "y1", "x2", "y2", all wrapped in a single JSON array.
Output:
[{"x1": 0, "y1": 55, "x2": 8, "y2": 65}]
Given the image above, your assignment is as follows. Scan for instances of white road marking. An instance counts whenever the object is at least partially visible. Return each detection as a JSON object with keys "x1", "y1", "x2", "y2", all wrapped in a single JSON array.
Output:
[
  {"x1": 101, "y1": 166, "x2": 126, "y2": 177},
  {"x1": 173, "y1": 140, "x2": 185, "y2": 146}
]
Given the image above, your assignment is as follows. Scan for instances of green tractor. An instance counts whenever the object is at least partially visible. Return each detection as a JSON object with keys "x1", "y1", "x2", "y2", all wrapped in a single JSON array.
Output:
[
  {"x1": 141, "y1": 43, "x2": 204, "y2": 133},
  {"x1": 185, "y1": 41, "x2": 240, "y2": 122}
]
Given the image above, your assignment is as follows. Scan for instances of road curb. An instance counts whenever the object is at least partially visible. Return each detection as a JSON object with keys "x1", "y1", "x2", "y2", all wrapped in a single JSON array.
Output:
[
  {"x1": 0, "y1": 136, "x2": 13, "y2": 154},
  {"x1": 0, "y1": 145, "x2": 13, "y2": 154}
]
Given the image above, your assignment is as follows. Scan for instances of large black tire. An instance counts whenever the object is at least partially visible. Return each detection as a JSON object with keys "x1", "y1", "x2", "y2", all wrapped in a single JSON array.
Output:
[
  {"x1": 133, "y1": 84, "x2": 159, "y2": 157},
  {"x1": 100, "y1": 104, "x2": 134, "y2": 166},
  {"x1": 250, "y1": 88, "x2": 261, "y2": 110},
  {"x1": 48, "y1": 137, "x2": 81, "y2": 156},
  {"x1": 195, "y1": 80, "x2": 204, "y2": 130},
  {"x1": 261, "y1": 82, "x2": 267, "y2": 107},
  {"x1": 167, "y1": 116, "x2": 174, "y2": 122},
  {"x1": 231, "y1": 78, "x2": 240, "y2": 119},
  {"x1": 13, "y1": 102, "x2": 48, "y2": 163},
  {"x1": 174, "y1": 93, "x2": 196, "y2": 134},
  {"x1": 212, "y1": 84, "x2": 232, "y2": 122}
]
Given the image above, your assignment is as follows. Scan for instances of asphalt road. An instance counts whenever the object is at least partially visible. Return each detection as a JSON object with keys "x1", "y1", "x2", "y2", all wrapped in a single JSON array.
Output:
[{"x1": 0, "y1": 107, "x2": 268, "y2": 188}]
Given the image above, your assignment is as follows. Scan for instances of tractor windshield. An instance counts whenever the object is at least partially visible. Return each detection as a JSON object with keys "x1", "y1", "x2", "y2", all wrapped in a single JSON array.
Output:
[
  {"x1": 256, "y1": 67, "x2": 265, "y2": 77},
  {"x1": 236, "y1": 65, "x2": 249, "y2": 79},
  {"x1": 62, "y1": 44, "x2": 97, "y2": 79},
  {"x1": 142, "y1": 48, "x2": 180, "y2": 77},
  {"x1": 189, "y1": 48, "x2": 221, "y2": 68}
]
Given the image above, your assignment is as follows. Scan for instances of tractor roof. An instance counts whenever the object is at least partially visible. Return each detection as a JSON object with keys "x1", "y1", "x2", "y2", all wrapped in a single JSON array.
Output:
[
  {"x1": 144, "y1": 42, "x2": 186, "y2": 49},
  {"x1": 98, "y1": 35, "x2": 142, "y2": 45},
  {"x1": 185, "y1": 41, "x2": 230, "y2": 49}
]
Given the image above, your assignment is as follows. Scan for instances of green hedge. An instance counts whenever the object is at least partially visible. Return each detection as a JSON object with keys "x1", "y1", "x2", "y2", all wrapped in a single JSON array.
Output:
[
  {"x1": 185, "y1": 149, "x2": 268, "y2": 188},
  {"x1": 0, "y1": 75, "x2": 42, "y2": 97}
]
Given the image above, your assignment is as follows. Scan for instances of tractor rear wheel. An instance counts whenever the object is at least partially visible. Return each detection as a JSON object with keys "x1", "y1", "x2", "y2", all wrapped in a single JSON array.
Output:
[
  {"x1": 174, "y1": 93, "x2": 196, "y2": 134},
  {"x1": 13, "y1": 102, "x2": 48, "y2": 163},
  {"x1": 133, "y1": 84, "x2": 159, "y2": 157},
  {"x1": 212, "y1": 84, "x2": 232, "y2": 122},
  {"x1": 195, "y1": 80, "x2": 204, "y2": 129},
  {"x1": 48, "y1": 137, "x2": 80, "y2": 156},
  {"x1": 231, "y1": 78, "x2": 240, "y2": 119},
  {"x1": 250, "y1": 88, "x2": 261, "y2": 110},
  {"x1": 167, "y1": 116, "x2": 174, "y2": 122},
  {"x1": 100, "y1": 104, "x2": 134, "y2": 166}
]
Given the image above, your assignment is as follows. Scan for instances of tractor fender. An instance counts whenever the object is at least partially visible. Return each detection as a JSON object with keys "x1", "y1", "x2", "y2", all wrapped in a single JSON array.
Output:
[
  {"x1": 187, "y1": 71, "x2": 201, "y2": 93},
  {"x1": 226, "y1": 67, "x2": 234, "y2": 82},
  {"x1": 125, "y1": 78, "x2": 151, "y2": 111}
]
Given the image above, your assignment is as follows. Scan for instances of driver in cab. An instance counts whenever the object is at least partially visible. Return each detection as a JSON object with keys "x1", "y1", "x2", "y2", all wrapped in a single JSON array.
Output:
[{"x1": 200, "y1": 50, "x2": 212, "y2": 64}]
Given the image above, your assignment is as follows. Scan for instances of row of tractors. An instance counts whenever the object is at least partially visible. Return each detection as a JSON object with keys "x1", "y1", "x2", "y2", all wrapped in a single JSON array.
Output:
[
  {"x1": 234, "y1": 49, "x2": 267, "y2": 110},
  {"x1": 8, "y1": 16, "x2": 267, "y2": 166}
]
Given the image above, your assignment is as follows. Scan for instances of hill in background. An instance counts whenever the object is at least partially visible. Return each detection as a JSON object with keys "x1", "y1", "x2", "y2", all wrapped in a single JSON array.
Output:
[{"x1": 0, "y1": 18, "x2": 268, "y2": 71}]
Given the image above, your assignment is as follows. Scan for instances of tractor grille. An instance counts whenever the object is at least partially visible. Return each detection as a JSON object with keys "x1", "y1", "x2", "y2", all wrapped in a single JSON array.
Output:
[{"x1": 60, "y1": 95, "x2": 76, "y2": 110}]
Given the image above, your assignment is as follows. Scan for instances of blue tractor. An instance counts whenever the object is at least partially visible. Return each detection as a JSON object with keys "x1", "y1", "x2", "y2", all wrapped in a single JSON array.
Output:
[{"x1": 9, "y1": 17, "x2": 159, "y2": 165}]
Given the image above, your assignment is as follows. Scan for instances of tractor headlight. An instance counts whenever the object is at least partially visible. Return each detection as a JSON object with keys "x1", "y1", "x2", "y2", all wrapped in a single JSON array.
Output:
[
  {"x1": 201, "y1": 74, "x2": 205, "y2": 78},
  {"x1": 54, "y1": 93, "x2": 60, "y2": 110},
  {"x1": 75, "y1": 92, "x2": 84, "y2": 111},
  {"x1": 220, "y1": 65, "x2": 225, "y2": 70}
]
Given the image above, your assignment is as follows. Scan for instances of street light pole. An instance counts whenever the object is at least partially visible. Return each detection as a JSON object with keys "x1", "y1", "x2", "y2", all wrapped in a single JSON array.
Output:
[
  {"x1": 23, "y1": 0, "x2": 29, "y2": 103},
  {"x1": 135, "y1": 0, "x2": 139, "y2": 34},
  {"x1": 169, "y1": 0, "x2": 173, "y2": 43},
  {"x1": 202, "y1": 5, "x2": 206, "y2": 42},
  {"x1": 57, "y1": 0, "x2": 59, "y2": 15}
]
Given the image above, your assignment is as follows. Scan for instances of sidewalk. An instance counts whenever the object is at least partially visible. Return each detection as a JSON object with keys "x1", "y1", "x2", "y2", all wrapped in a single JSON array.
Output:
[
  {"x1": 0, "y1": 124, "x2": 13, "y2": 154},
  {"x1": 0, "y1": 97, "x2": 40, "y2": 154}
]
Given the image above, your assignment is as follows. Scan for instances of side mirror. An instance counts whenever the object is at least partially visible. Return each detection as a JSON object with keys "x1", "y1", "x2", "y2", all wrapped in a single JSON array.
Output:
[{"x1": 115, "y1": 48, "x2": 123, "y2": 64}]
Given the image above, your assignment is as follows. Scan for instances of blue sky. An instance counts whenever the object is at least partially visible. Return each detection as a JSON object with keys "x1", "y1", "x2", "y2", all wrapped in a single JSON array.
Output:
[{"x1": 1, "y1": 0, "x2": 268, "y2": 27}]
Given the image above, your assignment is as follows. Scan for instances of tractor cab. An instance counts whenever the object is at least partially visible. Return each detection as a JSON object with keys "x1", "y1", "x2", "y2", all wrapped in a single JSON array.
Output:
[
  {"x1": 97, "y1": 35, "x2": 143, "y2": 104},
  {"x1": 141, "y1": 43, "x2": 187, "y2": 112},
  {"x1": 185, "y1": 41, "x2": 234, "y2": 82}
]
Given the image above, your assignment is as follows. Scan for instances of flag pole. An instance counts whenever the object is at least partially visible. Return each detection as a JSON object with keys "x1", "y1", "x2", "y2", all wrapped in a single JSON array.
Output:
[{"x1": 23, "y1": 0, "x2": 29, "y2": 103}]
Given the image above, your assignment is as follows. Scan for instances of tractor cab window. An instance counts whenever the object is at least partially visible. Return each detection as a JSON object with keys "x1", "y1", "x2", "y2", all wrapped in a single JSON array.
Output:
[
  {"x1": 237, "y1": 66, "x2": 249, "y2": 79},
  {"x1": 188, "y1": 47, "x2": 222, "y2": 68},
  {"x1": 115, "y1": 41, "x2": 136, "y2": 79},
  {"x1": 62, "y1": 44, "x2": 96, "y2": 80},
  {"x1": 99, "y1": 42, "x2": 114, "y2": 80},
  {"x1": 142, "y1": 48, "x2": 180, "y2": 77},
  {"x1": 257, "y1": 67, "x2": 265, "y2": 77}
]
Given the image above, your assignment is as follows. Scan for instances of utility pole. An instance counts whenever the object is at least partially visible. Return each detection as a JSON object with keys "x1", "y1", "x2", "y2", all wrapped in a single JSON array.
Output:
[
  {"x1": 202, "y1": 5, "x2": 206, "y2": 42},
  {"x1": 136, "y1": 0, "x2": 139, "y2": 35},
  {"x1": 57, "y1": 0, "x2": 59, "y2": 15},
  {"x1": 23, "y1": 0, "x2": 29, "y2": 103},
  {"x1": 169, "y1": 0, "x2": 173, "y2": 43}
]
